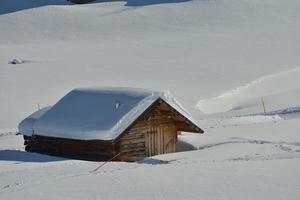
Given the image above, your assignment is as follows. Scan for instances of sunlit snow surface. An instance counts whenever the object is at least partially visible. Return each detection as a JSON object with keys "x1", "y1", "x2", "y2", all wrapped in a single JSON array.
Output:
[
  {"x1": 1, "y1": 0, "x2": 300, "y2": 199},
  {"x1": 1, "y1": 118, "x2": 300, "y2": 200},
  {"x1": 196, "y1": 67, "x2": 300, "y2": 114}
]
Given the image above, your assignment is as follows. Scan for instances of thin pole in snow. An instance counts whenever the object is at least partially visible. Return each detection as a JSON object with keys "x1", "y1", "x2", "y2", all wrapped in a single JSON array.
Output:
[
  {"x1": 261, "y1": 96, "x2": 266, "y2": 115},
  {"x1": 90, "y1": 152, "x2": 121, "y2": 173},
  {"x1": 37, "y1": 103, "x2": 40, "y2": 111}
]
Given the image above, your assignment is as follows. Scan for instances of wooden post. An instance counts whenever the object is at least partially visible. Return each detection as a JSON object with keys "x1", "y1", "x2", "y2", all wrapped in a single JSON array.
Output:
[
  {"x1": 90, "y1": 152, "x2": 121, "y2": 173},
  {"x1": 261, "y1": 96, "x2": 266, "y2": 115}
]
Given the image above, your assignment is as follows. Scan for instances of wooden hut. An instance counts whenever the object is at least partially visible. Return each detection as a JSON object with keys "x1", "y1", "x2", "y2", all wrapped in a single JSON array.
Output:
[{"x1": 18, "y1": 87, "x2": 203, "y2": 161}]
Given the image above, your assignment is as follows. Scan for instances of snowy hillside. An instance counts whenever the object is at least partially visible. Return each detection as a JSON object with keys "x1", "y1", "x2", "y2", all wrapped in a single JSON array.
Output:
[
  {"x1": 1, "y1": 0, "x2": 300, "y2": 129},
  {"x1": 0, "y1": 0, "x2": 300, "y2": 199}
]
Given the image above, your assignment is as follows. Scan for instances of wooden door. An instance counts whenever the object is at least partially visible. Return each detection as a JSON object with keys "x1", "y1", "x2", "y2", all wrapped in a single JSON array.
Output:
[{"x1": 145, "y1": 126, "x2": 176, "y2": 156}]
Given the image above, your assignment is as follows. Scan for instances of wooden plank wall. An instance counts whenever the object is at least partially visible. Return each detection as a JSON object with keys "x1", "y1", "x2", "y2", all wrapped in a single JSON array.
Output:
[
  {"x1": 117, "y1": 102, "x2": 182, "y2": 159},
  {"x1": 118, "y1": 124, "x2": 178, "y2": 159},
  {"x1": 24, "y1": 135, "x2": 115, "y2": 160},
  {"x1": 145, "y1": 125, "x2": 177, "y2": 156},
  {"x1": 117, "y1": 126, "x2": 147, "y2": 158}
]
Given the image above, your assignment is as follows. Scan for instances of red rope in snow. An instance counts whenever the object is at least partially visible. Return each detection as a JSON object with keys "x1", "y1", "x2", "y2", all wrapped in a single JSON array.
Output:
[{"x1": 90, "y1": 152, "x2": 121, "y2": 173}]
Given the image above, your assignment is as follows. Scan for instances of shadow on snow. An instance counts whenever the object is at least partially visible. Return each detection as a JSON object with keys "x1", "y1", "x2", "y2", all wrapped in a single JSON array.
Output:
[
  {"x1": 0, "y1": 0, "x2": 70, "y2": 15},
  {"x1": 0, "y1": 150, "x2": 67, "y2": 162},
  {"x1": 0, "y1": 0, "x2": 191, "y2": 15}
]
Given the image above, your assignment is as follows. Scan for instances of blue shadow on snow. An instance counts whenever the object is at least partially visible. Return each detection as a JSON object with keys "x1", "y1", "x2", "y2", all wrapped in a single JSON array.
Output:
[
  {"x1": 0, "y1": 150, "x2": 67, "y2": 162},
  {"x1": 0, "y1": 0, "x2": 191, "y2": 15},
  {"x1": 0, "y1": 0, "x2": 70, "y2": 15}
]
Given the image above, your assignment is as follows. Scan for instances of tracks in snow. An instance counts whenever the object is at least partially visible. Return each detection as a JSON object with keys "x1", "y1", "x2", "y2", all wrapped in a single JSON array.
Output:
[
  {"x1": 195, "y1": 137, "x2": 300, "y2": 162},
  {"x1": 197, "y1": 137, "x2": 300, "y2": 151},
  {"x1": 1, "y1": 134, "x2": 299, "y2": 194}
]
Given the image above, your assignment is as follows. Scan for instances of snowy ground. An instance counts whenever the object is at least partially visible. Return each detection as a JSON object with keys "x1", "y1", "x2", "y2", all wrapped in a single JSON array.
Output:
[
  {"x1": 1, "y1": 118, "x2": 300, "y2": 200},
  {"x1": 1, "y1": 0, "x2": 300, "y2": 199}
]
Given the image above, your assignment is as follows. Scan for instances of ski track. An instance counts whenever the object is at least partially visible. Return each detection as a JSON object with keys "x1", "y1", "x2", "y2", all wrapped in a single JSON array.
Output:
[
  {"x1": 0, "y1": 162, "x2": 138, "y2": 193},
  {"x1": 197, "y1": 137, "x2": 300, "y2": 151}
]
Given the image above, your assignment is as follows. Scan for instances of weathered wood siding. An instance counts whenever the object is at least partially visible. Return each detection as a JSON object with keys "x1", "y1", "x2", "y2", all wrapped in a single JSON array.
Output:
[
  {"x1": 116, "y1": 101, "x2": 181, "y2": 160},
  {"x1": 145, "y1": 125, "x2": 177, "y2": 156},
  {"x1": 117, "y1": 125, "x2": 178, "y2": 160},
  {"x1": 116, "y1": 126, "x2": 147, "y2": 160},
  {"x1": 24, "y1": 135, "x2": 115, "y2": 161}
]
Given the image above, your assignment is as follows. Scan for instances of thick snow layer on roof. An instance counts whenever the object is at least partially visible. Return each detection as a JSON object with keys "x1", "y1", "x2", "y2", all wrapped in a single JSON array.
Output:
[
  {"x1": 18, "y1": 87, "x2": 198, "y2": 141},
  {"x1": 18, "y1": 106, "x2": 52, "y2": 135}
]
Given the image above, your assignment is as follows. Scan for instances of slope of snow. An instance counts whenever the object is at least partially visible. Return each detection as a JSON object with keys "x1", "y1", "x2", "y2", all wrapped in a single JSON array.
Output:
[
  {"x1": 1, "y1": 0, "x2": 300, "y2": 129},
  {"x1": 196, "y1": 67, "x2": 300, "y2": 114},
  {"x1": 1, "y1": 0, "x2": 300, "y2": 199}
]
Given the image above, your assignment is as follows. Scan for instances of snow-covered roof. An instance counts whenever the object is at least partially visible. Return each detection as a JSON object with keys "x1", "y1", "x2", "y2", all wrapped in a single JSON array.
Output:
[{"x1": 18, "y1": 87, "x2": 201, "y2": 141}]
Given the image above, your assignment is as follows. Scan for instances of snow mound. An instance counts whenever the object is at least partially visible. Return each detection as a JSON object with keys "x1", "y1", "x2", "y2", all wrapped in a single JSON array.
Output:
[{"x1": 196, "y1": 67, "x2": 300, "y2": 114}]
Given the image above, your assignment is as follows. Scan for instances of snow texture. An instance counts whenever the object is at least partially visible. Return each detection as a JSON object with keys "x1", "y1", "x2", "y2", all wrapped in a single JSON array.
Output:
[
  {"x1": 18, "y1": 87, "x2": 199, "y2": 140},
  {"x1": 196, "y1": 67, "x2": 300, "y2": 114},
  {"x1": 1, "y1": 118, "x2": 300, "y2": 200},
  {"x1": 1, "y1": 0, "x2": 300, "y2": 199}
]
